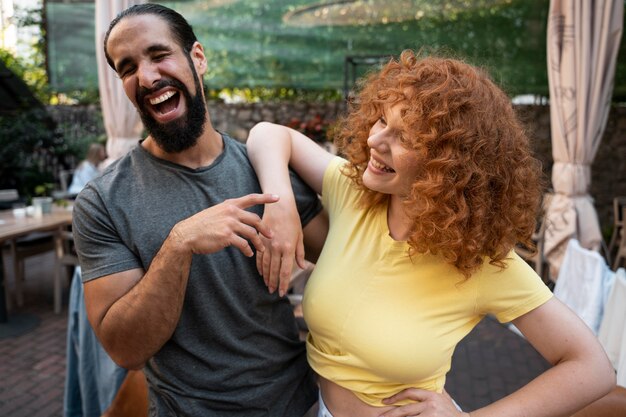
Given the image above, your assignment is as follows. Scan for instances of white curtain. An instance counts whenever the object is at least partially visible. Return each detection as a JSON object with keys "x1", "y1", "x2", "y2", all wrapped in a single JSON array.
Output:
[
  {"x1": 544, "y1": 0, "x2": 623, "y2": 279},
  {"x1": 95, "y1": 0, "x2": 145, "y2": 170}
]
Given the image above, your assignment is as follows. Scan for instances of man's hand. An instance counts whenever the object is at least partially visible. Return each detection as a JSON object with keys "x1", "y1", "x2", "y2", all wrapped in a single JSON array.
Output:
[
  {"x1": 171, "y1": 193, "x2": 279, "y2": 257},
  {"x1": 256, "y1": 196, "x2": 305, "y2": 297}
]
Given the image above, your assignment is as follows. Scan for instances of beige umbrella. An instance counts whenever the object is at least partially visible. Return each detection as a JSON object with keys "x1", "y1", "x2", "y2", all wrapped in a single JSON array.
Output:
[
  {"x1": 544, "y1": 0, "x2": 623, "y2": 280},
  {"x1": 282, "y1": 0, "x2": 511, "y2": 27},
  {"x1": 95, "y1": 0, "x2": 145, "y2": 170}
]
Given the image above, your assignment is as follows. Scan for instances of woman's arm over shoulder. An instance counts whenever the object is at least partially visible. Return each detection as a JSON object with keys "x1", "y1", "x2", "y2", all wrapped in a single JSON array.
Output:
[
  {"x1": 247, "y1": 121, "x2": 334, "y2": 195},
  {"x1": 247, "y1": 122, "x2": 335, "y2": 295}
]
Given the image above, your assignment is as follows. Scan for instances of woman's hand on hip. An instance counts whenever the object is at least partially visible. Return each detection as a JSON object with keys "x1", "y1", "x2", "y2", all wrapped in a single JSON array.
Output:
[{"x1": 379, "y1": 388, "x2": 470, "y2": 417}]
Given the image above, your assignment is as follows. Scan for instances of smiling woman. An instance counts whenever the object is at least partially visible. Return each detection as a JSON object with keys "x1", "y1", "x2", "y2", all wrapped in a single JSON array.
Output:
[{"x1": 246, "y1": 50, "x2": 616, "y2": 417}]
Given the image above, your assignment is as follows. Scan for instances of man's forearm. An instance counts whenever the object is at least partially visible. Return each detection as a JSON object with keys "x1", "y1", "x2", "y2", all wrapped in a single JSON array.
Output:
[{"x1": 98, "y1": 232, "x2": 192, "y2": 369}]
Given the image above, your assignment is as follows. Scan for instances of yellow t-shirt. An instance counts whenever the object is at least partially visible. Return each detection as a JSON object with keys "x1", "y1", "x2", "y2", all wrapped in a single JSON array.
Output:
[{"x1": 303, "y1": 157, "x2": 553, "y2": 406}]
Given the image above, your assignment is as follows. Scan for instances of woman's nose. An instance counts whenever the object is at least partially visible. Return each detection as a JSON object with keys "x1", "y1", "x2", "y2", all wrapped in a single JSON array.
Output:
[{"x1": 367, "y1": 130, "x2": 389, "y2": 152}]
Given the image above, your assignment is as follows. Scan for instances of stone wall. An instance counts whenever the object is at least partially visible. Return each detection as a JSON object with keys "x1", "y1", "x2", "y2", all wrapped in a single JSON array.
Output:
[
  {"x1": 208, "y1": 100, "x2": 345, "y2": 141},
  {"x1": 49, "y1": 102, "x2": 626, "y2": 235}
]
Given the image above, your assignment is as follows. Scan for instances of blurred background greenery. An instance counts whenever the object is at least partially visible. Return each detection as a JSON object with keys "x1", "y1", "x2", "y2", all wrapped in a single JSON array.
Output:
[
  {"x1": 42, "y1": 0, "x2": 625, "y2": 103},
  {"x1": 1, "y1": 0, "x2": 625, "y2": 200}
]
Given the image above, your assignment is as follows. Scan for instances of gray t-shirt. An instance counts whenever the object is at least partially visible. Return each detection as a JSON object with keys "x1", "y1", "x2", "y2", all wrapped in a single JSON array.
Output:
[{"x1": 72, "y1": 134, "x2": 321, "y2": 417}]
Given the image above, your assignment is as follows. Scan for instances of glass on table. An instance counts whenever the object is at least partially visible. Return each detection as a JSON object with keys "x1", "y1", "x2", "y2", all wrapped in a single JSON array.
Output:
[{"x1": 12, "y1": 202, "x2": 26, "y2": 218}]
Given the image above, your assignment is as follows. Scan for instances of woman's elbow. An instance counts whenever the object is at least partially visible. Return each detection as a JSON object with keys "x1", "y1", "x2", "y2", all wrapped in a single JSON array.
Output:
[
  {"x1": 590, "y1": 349, "x2": 617, "y2": 397},
  {"x1": 249, "y1": 121, "x2": 274, "y2": 136},
  {"x1": 600, "y1": 361, "x2": 617, "y2": 395}
]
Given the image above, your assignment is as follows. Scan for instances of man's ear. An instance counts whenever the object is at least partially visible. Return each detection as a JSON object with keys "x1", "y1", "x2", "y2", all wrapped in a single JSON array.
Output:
[{"x1": 190, "y1": 41, "x2": 207, "y2": 75}]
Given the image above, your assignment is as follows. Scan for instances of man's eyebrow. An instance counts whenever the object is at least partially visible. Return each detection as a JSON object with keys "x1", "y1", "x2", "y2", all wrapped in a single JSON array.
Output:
[{"x1": 146, "y1": 44, "x2": 173, "y2": 54}]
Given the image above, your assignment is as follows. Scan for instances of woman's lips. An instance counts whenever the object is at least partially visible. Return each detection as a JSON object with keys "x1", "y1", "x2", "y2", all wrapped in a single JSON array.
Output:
[{"x1": 369, "y1": 157, "x2": 395, "y2": 173}]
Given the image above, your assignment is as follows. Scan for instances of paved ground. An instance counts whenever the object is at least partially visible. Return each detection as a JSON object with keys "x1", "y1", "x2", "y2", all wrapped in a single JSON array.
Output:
[
  {"x1": 0, "y1": 251, "x2": 68, "y2": 417},
  {"x1": 0, "y1": 250, "x2": 551, "y2": 416}
]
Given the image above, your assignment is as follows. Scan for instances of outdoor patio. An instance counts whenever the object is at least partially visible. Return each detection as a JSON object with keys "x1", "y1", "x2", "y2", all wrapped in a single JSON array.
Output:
[
  {"x1": 0, "y1": 249, "x2": 554, "y2": 416},
  {"x1": 0, "y1": 1, "x2": 625, "y2": 416}
]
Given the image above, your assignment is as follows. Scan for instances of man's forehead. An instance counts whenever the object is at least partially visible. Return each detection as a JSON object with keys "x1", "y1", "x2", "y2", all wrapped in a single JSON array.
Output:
[
  {"x1": 107, "y1": 14, "x2": 176, "y2": 58},
  {"x1": 109, "y1": 13, "x2": 172, "y2": 44}
]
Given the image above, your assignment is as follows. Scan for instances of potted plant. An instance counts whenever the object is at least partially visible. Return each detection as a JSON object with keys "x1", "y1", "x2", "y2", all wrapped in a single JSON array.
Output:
[{"x1": 32, "y1": 182, "x2": 55, "y2": 214}]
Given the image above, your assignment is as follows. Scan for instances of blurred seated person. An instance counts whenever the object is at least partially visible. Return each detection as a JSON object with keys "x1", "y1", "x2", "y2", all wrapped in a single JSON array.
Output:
[{"x1": 68, "y1": 143, "x2": 107, "y2": 195}]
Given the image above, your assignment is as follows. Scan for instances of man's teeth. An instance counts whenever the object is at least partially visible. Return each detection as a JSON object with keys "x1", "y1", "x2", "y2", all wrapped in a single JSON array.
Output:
[
  {"x1": 371, "y1": 158, "x2": 394, "y2": 172},
  {"x1": 149, "y1": 90, "x2": 176, "y2": 105}
]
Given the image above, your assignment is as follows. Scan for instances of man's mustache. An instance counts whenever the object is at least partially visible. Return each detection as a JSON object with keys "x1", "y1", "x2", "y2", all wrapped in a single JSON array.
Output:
[{"x1": 136, "y1": 79, "x2": 187, "y2": 105}]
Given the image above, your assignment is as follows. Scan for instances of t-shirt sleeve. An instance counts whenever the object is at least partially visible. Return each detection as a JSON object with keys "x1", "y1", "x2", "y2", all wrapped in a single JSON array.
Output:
[
  {"x1": 72, "y1": 184, "x2": 143, "y2": 282},
  {"x1": 290, "y1": 168, "x2": 323, "y2": 227},
  {"x1": 476, "y1": 252, "x2": 554, "y2": 323},
  {"x1": 321, "y1": 156, "x2": 356, "y2": 220}
]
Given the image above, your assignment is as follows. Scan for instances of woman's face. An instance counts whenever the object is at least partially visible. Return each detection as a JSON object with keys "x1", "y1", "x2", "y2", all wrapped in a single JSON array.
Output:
[{"x1": 362, "y1": 104, "x2": 421, "y2": 198}]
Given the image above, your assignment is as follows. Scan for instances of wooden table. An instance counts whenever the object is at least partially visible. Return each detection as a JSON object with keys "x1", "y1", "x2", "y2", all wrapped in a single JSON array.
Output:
[{"x1": 0, "y1": 206, "x2": 73, "y2": 322}]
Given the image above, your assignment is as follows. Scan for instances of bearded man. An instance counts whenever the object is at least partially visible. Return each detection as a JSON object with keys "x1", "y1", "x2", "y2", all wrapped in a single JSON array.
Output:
[{"x1": 72, "y1": 4, "x2": 327, "y2": 416}]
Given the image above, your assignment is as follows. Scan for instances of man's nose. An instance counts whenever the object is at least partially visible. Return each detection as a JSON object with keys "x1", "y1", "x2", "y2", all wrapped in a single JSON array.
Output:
[{"x1": 137, "y1": 62, "x2": 161, "y2": 89}]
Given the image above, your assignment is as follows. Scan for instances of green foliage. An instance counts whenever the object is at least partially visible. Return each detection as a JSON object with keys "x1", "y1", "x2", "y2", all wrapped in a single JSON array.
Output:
[
  {"x1": 37, "y1": 0, "x2": 626, "y2": 102},
  {"x1": 188, "y1": 0, "x2": 556, "y2": 97},
  {"x1": 47, "y1": 3, "x2": 97, "y2": 95},
  {"x1": 4, "y1": 2, "x2": 51, "y2": 103},
  {"x1": 50, "y1": 108, "x2": 106, "y2": 161},
  {"x1": 34, "y1": 182, "x2": 54, "y2": 197},
  {"x1": 47, "y1": 0, "x2": 558, "y2": 96},
  {"x1": 0, "y1": 48, "x2": 50, "y2": 103},
  {"x1": 206, "y1": 86, "x2": 342, "y2": 103},
  {"x1": 50, "y1": 89, "x2": 101, "y2": 105},
  {"x1": 0, "y1": 108, "x2": 62, "y2": 199}
]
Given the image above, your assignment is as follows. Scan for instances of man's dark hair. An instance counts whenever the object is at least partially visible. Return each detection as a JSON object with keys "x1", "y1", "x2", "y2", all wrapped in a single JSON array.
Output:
[{"x1": 103, "y1": 3, "x2": 198, "y2": 70}]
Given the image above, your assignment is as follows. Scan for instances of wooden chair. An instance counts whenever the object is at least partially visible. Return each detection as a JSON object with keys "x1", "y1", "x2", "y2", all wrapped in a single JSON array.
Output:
[
  {"x1": 59, "y1": 169, "x2": 74, "y2": 194},
  {"x1": 515, "y1": 193, "x2": 553, "y2": 285},
  {"x1": 53, "y1": 226, "x2": 79, "y2": 313},
  {"x1": 2, "y1": 189, "x2": 56, "y2": 309},
  {"x1": 6, "y1": 232, "x2": 56, "y2": 308},
  {"x1": 1, "y1": 189, "x2": 71, "y2": 312},
  {"x1": 55, "y1": 169, "x2": 79, "y2": 200},
  {"x1": 608, "y1": 197, "x2": 626, "y2": 270},
  {"x1": 0, "y1": 189, "x2": 21, "y2": 209}
]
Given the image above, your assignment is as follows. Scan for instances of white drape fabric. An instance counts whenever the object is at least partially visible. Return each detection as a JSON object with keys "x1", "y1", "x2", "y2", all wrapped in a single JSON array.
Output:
[
  {"x1": 95, "y1": 0, "x2": 145, "y2": 170},
  {"x1": 544, "y1": 0, "x2": 623, "y2": 279},
  {"x1": 553, "y1": 239, "x2": 615, "y2": 335},
  {"x1": 598, "y1": 268, "x2": 626, "y2": 387}
]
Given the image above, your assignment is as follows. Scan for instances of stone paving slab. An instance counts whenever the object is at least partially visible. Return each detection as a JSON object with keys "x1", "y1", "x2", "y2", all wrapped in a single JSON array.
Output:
[
  {"x1": 0, "y1": 304, "x2": 66, "y2": 417},
  {"x1": 446, "y1": 316, "x2": 550, "y2": 411}
]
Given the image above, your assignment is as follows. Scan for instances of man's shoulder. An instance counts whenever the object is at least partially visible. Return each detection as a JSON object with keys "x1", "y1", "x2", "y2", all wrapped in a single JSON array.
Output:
[
  {"x1": 221, "y1": 133, "x2": 247, "y2": 158},
  {"x1": 78, "y1": 149, "x2": 139, "y2": 198},
  {"x1": 219, "y1": 133, "x2": 255, "y2": 172}
]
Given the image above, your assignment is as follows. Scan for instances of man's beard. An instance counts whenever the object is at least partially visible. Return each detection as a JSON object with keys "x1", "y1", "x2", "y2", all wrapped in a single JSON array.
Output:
[{"x1": 136, "y1": 66, "x2": 207, "y2": 154}]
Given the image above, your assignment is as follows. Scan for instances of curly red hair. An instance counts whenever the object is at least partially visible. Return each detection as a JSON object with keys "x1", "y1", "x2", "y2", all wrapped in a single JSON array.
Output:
[{"x1": 334, "y1": 50, "x2": 544, "y2": 278}]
